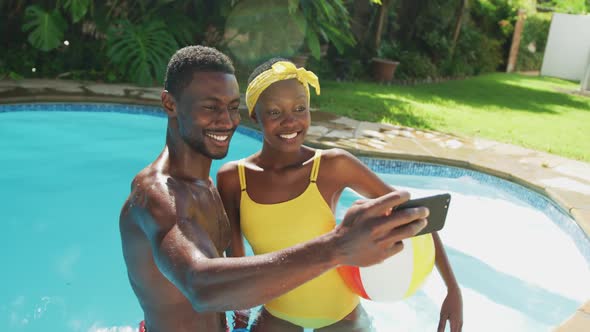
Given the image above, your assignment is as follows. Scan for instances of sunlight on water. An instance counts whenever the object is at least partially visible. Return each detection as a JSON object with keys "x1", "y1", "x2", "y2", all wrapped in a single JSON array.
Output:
[{"x1": 1, "y1": 107, "x2": 588, "y2": 332}]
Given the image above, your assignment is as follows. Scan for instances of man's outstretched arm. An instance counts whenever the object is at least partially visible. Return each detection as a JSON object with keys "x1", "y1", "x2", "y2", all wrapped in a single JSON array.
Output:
[{"x1": 139, "y1": 188, "x2": 427, "y2": 312}]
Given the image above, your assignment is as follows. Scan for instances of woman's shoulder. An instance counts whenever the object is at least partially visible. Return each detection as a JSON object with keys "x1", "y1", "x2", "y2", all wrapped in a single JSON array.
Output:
[
  {"x1": 312, "y1": 148, "x2": 361, "y2": 180},
  {"x1": 217, "y1": 160, "x2": 240, "y2": 176},
  {"x1": 218, "y1": 154, "x2": 258, "y2": 174},
  {"x1": 216, "y1": 154, "x2": 258, "y2": 189},
  {"x1": 317, "y1": 148, "x2": 357, "y2": 165}
]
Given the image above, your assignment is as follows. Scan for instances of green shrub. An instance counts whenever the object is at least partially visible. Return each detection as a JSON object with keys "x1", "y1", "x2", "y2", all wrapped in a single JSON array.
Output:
[
  {"x1": 469, "y1": 0, "x2": 519, "y2": 68},
  {"x1": 22, "y1": 5, "x2": 67, "y2": 52},
  {"x1": 446, "y1": 24, "x2": 504, "y2": 76},
  {"x1": 1, "y1": 1, "x2": 225, "y2": 85},
  {"x1": 376, "y1": 40, "x2": 400, "y2": 60},
  {"x1": 395, "y1": 50, "x2": 438, "y2": 80},
  {"x1": 106, "y1": 20, "x2": 178, "y2": 86},
  {"x1": 364, "y1": 0, "x2": 515, "y2": 81},
  {"x1": 516, "y1": 13, "x2": 551, "y2": 71}
]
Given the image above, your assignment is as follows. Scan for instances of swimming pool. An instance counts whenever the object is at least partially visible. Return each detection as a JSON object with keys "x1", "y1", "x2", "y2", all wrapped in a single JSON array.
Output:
[{"x1": 1, "y1": 103, "x2": 588, "y2": 332}]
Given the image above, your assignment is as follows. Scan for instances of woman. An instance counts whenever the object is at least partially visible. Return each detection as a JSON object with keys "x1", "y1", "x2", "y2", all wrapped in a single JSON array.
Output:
[{"x1": 217, "y1": 58, "x2": 463, "y2": 332}]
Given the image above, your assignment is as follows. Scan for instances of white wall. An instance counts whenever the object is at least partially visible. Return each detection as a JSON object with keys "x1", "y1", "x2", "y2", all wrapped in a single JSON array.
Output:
[{"x1": 541, "y1": 13, "x2": 590, "y2": 82}]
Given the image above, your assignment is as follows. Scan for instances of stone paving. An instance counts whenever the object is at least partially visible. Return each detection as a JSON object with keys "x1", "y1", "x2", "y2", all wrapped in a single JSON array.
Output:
[{"x1": 1, "y1": 79, "x2": 589, "y2": 330}]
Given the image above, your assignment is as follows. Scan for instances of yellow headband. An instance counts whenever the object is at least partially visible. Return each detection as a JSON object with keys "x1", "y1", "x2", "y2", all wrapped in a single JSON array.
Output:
[{"x1": 245, "y1": 61, "x2": 320, "y2": 116}]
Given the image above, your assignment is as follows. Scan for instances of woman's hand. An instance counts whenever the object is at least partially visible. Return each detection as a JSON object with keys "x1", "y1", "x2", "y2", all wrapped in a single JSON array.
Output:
[{"x1": 437, "y1": 286, "x2": 463, "y2": 332}]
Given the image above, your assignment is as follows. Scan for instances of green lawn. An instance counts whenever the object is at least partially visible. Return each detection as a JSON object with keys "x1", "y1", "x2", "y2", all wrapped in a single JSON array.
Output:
[{"x1": 316, "y1": 73, "x2": 590, "y2": 162}]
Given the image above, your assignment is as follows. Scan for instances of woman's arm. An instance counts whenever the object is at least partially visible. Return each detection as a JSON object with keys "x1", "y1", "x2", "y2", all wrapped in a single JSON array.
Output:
[
  {"x1": 323, "y1": 149, "x2": 462, "y2": 331},
  {"x1": 434, "y1": 230, "x2": 463, "y2": 332}
]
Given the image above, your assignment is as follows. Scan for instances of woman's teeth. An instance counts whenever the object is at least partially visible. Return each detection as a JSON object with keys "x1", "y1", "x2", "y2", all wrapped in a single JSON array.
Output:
[{"x1": 280, "y1": 132, "x2": 298, "y2": 139}]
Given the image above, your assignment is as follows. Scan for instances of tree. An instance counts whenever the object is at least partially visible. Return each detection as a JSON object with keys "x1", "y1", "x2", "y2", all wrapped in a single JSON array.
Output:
[
  {"x1": 537, "y1": 0, "x2": 588, "y2": 13},
  {"x1": 450, "y1": 0, "x2": 468, "y2": 56}
]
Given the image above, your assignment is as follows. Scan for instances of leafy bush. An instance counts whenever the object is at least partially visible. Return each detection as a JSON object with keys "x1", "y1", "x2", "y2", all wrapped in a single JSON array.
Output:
[
  {"x1": 367, "y1": 0, "x2": 509, "y2": 81},
  {"x1": 106, "y1": 20, "x2": 178, "y2": 86},
  {"x1": 3, "y1": 1, "x2": 228, "y2": 85},
  {"x1": 376, "y1": 40, "x2": 401, "y2": 60},
  {"x1": 538, "y1": 0, "x2": 589, "y2": 14},
  {"x1": 64, "y1": 0, "x2": 91, "y2": 23},
  {"x1": 470, "y1": 0, "x2": 518, "y2": 40},
  {"x1": 22, "y1": 5, "x2": 67, "y2": 51},
  {"x1": 292, "y1": 0, "x2": 356, "y2": 60},
  {"x1": 3, "y1": 0, "x2": 576, "y2": 85},
  {"x1": 516, "y1": 13, "x2": 551, "y2": 71},
  {"x1": 394, "y1": 50, "x2": 438, "y2": 80},
  {"x1": 445, "y1": 24, "x2": 504, "y2": 76},
  {"x1": 469, "y1": 0, "x2": 519, "y2": 68}
]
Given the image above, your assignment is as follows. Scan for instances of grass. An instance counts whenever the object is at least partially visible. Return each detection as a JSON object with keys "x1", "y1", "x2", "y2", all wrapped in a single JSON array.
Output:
[{"x1": 315, "y1": 73, "x2": 590, "y2": 162}]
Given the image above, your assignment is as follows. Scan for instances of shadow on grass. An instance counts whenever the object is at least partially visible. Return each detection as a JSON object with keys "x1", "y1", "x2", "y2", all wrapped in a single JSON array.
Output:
[
  {"x1": 398, "y1": 74, "x2": 589, "y2": 115},
  {"x1": 318, "y1": 74, "x2": 589, "y2": 122},
  {"x1": 317, "y1": 87, "x2": 436, "y2": 130},
  {"x1": 377, "y1": 98, "x2": 436, "y2": 130}
]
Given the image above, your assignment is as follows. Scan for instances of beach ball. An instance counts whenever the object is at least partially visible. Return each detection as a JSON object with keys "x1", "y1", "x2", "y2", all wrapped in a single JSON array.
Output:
[{"x1": 338, "y1": 234, "x2": 435, "y2": 302}]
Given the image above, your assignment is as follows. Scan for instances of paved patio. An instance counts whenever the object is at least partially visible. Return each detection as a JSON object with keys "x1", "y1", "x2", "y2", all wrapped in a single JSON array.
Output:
[{"x1": 1, "y1": 78, "x2": 589, "y2": 330}]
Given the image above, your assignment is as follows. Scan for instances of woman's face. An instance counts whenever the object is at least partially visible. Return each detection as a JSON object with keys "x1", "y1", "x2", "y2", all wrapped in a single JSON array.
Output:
[{"x1": 253, "y1": 79, "x2": 310, "y2": 152}]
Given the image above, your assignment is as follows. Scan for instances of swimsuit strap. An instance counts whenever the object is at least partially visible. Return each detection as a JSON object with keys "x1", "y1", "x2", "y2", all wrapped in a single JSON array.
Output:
[
  {"x1": 309, "y1": 150, "x2": 322, "y2": 183},
  {"x1": 237, "y1": 159, "x2": 247, "y2": 191}
]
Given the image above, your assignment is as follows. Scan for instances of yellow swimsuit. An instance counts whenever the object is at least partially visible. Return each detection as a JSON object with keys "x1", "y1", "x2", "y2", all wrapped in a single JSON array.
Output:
[{"x1": 238, "y1": 150, "x2": 359, "y2": 329}]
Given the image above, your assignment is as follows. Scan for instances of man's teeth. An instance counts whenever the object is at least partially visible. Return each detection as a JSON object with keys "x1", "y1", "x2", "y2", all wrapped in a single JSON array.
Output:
[
  {"x1": 280, "y1": 132, "x2": 298, "y2": 139},
  {"x1": 206, "y1": 133, "x2": 229, "y2": 141}
]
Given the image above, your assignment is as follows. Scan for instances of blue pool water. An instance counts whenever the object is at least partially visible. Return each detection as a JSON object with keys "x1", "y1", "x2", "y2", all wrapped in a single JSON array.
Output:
[{"x1": 1, "y1": 104, "x2": 589, "y2": 332}]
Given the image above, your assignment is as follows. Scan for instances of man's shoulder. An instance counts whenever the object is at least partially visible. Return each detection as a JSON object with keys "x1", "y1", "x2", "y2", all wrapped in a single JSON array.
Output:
[
  {"x1": 132, "y1": 167, "x2": 170, "y2": 200},
  {"x1": 122, "y1": 167, "x2": 175, "y2": 224}
]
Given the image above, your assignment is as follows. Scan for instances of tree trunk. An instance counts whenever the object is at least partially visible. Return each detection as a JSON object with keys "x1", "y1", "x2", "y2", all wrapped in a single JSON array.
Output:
[
  {"x1": 506, "y1": 9, "x2": 526, "y2": 73},
  {"x1": 395, "y1": 0, "x2": 428, "y2": 43},
  {"x1": 351, "y1": 0, "x2": 372, "y2": 43},
  {"x1": 450, "y1": 0, "x2": 468, "y2": 56},
  {"x1": 374, "y1": 0, "x2": 391, "y2": 51}
]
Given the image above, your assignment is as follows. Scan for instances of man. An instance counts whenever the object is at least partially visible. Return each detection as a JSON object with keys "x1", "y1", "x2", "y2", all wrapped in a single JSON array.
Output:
[{"x1": 119, "y1": 46, "x2": 429, "y2": 332}]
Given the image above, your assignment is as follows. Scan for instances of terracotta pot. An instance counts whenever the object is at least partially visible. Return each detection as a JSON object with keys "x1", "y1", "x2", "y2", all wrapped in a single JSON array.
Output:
[{"x1": 371, "y1": 57, "x2": 400, "y2": 82}]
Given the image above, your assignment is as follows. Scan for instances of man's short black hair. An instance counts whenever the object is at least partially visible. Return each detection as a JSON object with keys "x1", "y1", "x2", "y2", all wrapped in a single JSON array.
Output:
[
  {"x1": 164, "y1": 45, "x2": 235, "y2": 99},
  {"x1": 247, "y1": 57, "x2": 292, "y2": 85}
]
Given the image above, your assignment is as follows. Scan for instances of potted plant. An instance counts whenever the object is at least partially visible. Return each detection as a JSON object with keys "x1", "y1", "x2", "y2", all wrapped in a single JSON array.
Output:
[{"x1": 371, "y1": 41, "x2": 400, "y2": 82}]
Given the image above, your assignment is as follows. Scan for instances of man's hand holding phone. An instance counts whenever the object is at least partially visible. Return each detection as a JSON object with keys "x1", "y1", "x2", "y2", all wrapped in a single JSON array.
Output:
[
  {"x1": 395, "y1": 193, "x2": 451, "y2": 236},
  {"x1": 333, "y1": 190, "x2": 430, "y2": 267}
]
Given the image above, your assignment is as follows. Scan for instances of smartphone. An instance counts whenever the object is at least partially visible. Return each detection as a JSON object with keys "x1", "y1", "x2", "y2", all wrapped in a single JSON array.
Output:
[{"x1": 394, "y1": 193, "x2": 451, "y2": 236}]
